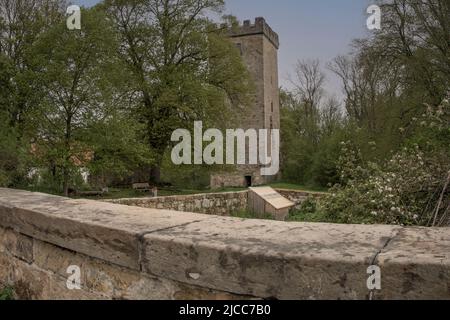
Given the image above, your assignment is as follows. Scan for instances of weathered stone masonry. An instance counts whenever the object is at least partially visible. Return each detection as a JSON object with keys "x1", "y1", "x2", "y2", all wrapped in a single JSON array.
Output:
[
  {"x1": 0, "y1": 188, "x2": 450, "y2": 300},
  {"x1": 105, "y1": 191, "x2": 248, "y2": 216},
  {"x1": 104, "y1": 189, "x2": 322, "y2": 216},
  {"x1": 211, "y1": 17, "x2": 281, "y2": 188}
]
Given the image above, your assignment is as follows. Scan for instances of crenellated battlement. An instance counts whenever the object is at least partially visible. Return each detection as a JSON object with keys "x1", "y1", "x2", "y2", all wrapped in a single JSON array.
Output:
[{"x1": 228, "y1": 17, "x2": 279, "y2": 49}]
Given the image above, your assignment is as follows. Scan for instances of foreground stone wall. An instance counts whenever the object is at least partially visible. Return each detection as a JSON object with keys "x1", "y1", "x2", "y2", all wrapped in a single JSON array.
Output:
[
  {"x1": 0, "y1": 226, "x2": 248, "y2": 300},
  {"x1": 0, "y1": 188, "x2": 449, "y2": 300},
  {"x1": 105, "y1": 191, "x2": 248, "y2": 216}
]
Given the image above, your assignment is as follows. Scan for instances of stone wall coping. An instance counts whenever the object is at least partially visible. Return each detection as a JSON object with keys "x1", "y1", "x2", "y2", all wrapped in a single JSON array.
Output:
[
  {"x1": 104, "y1": 188, "x2": 325, "y2": 205},
  {"x1": 275, "y1": 188, "x2": 328, "y2": 196},
  {"x1": 104, "y1": 190, "x2": 248, "y2": 203},
  {"x1": 1, "y1": 188, "x2": 449, "y2": 299}
]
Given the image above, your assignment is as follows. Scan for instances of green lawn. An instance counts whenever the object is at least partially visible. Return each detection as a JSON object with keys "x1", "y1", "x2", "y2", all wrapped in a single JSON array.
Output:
[
  {"x1": 21, "y1": 182, "x2": 326, "y2": 200},
  {"x1": 97, "y1": 187, "x2": 247, "y2": 200},
  {"x1": 21, "y1": 186, "x2": 247, "y2": 200}
]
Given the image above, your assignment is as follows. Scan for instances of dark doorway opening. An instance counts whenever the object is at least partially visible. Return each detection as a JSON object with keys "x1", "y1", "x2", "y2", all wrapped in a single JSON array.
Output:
[{"x1": 245, "y1": 176, "x2": 252, "y2": 187}]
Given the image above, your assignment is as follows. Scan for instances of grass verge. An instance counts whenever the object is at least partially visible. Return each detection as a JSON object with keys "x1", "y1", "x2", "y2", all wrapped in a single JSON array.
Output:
[{"x1": 0, "y1": 286, "x2": 14, "y2": 300}]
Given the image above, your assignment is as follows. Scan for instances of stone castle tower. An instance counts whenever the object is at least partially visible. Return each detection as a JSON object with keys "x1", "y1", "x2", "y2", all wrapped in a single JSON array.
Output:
[{"x1": 211, "y1": 17, "x2": 280, "y2": 189}]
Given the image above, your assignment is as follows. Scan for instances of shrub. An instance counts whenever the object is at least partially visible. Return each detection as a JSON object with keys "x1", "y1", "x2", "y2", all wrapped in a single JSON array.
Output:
[
  {"x1": 288, "y1": 197, "x2": 326, "y2": 222},
  {"x1": 318, "y1": 100, "x2": 450, "y2": 226},
  {"x1": 0, "y1": 286, "x2": 14, "y2": 300}
]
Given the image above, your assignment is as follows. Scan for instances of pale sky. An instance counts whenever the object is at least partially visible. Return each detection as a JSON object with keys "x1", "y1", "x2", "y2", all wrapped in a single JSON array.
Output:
[{"x1": 75, "y1": 0, "x2": 373, "y2": 100}]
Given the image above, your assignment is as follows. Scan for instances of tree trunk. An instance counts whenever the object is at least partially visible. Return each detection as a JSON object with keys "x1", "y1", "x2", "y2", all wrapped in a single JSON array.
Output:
[
  {"x1": 148, "y1": 144, "x2": 165, "y2": 185},
  {"x1": 62, "y1": 167, "x2": 69, "y2": 197},
  {"x1": 149, "y1": 165, "x2": 161, "y2": 185}
]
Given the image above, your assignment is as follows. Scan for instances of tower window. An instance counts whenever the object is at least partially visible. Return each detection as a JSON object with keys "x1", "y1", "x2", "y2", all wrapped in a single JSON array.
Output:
[{"x1": 271, "y1": 102, "x2": 274, "y2": 113}]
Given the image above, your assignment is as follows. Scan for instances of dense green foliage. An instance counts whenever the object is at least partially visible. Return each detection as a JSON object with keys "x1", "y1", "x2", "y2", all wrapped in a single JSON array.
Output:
[
  {"x1": 0, "y1": 286, "x2": 14, "y2": 300},
  {"x1": 0, "y1": 0, "x2": 250, "y2": 194},
  {"x1": 102, "y1": 0, "x2": 252, "y2": 182},
  {"x1": 282, "y1": 0, "x2": 449, "y2": 225}
]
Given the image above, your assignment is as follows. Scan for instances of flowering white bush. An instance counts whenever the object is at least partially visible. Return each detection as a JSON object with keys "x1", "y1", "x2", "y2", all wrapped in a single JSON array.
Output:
[{"x1": 318, "y1": 100, "x2": 450, "y2": 226}]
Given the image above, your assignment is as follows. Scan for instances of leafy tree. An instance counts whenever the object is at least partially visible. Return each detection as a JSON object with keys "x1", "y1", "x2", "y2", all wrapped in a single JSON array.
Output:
[
  {"x1": 103, "y1": 0, "x2": 252, "y2": 183},
  {"x1": 329, "y1": 0, "x2": 449, "y2": 136},
  {"x1": 0, "y1": 1, "x2": 64, "y2": 186},
  {"x1": 280, "y1": 60, "x2": 345, "y2": 188},
  {"x1": 376, "y1": 0, "x2": 449, "y2": 105},
  {"x1": 0, "y1": 53, "x2": 30, "y2": 187},
  {"x1": 282, "y1": 0, "x2": 448, "y2": 194},
  {"x1": 27, "y1": 7, "x2": 123, "y2": 195},
  {"x1": 0, "y1": 0, "x2": 64, "y2": 130},
  {"x1": 85, "y1": 110, "x2": 153, "y2": 188}
]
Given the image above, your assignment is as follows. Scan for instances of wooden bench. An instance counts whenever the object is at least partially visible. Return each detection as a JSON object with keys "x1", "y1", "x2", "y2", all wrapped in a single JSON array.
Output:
[{"x1": 132, "y1": 183, "x2": 151, "y2": 193}]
